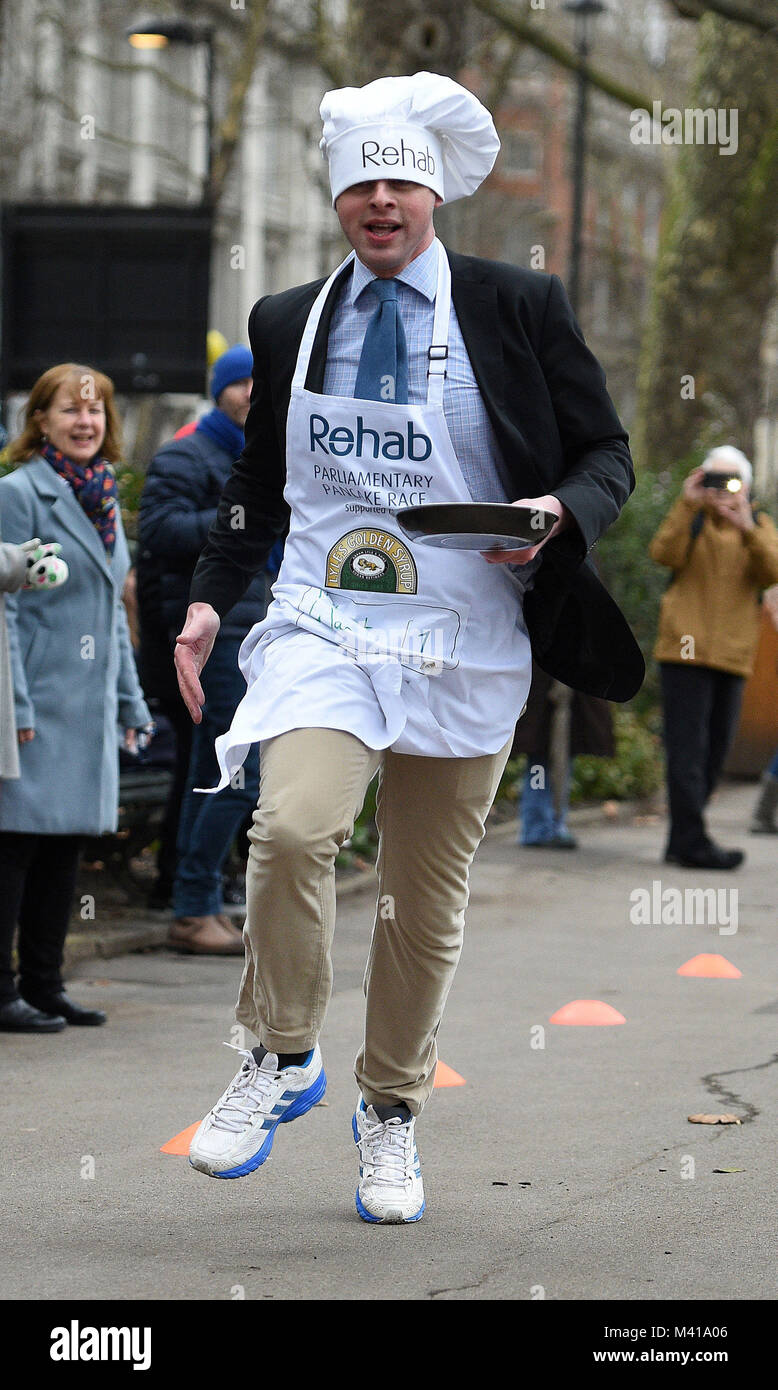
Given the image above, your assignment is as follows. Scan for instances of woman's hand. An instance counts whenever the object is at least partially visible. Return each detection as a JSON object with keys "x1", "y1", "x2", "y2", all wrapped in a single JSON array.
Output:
[
  {"x1": 681, "y1": 468, "x2": 708, "y2": 506},
  {"x1": 708, "y1": 487, "x2": 755, "y2": 533},
  {"x1": 123, "y1": 723, "x2": 155, "y2": 756},
  {"x1": 17, "y1": 728, "x2": 35, "y2": 744}
]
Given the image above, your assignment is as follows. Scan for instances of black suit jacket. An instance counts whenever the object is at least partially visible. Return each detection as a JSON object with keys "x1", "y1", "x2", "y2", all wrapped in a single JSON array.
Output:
[{"x1": 190, "y1": 248, "x2": 644, "y2": 700}]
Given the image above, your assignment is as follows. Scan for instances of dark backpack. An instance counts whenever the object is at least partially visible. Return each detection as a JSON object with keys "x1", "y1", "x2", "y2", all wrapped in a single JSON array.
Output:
[{"x1": 666, "y1": 510, "x2": 705, "y2": 588}]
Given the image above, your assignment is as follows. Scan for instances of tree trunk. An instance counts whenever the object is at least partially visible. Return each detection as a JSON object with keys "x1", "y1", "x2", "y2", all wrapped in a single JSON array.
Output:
[{"x1": 633, "y1": 10, "x2": 778, "y2": 471}]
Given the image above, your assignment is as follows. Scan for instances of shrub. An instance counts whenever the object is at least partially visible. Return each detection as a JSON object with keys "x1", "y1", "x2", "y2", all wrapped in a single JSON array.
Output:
[
  {"x1": 569, "y1": 705, "x2": 664, "y2": 802},
  {"x1": 497, "y1": 705, "x2": 664, "y2": 808},
  {"x1": 116, "y1": 462, "x2": 144, "y2": 542}
]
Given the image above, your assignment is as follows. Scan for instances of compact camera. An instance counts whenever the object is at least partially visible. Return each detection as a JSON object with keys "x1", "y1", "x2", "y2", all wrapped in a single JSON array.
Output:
[{"x1": 702, "y1": 473, "x2": 742, "y2": 492}]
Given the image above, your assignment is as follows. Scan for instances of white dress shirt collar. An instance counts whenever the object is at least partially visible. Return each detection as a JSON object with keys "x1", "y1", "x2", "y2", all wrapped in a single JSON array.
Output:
[{"x1": 350, "y1": 238, "x2": 438, "y2": 305}]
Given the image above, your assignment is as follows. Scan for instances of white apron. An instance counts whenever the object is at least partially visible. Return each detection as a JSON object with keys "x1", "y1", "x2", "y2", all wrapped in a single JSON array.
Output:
[{"x1": 207, "y1": 240, "x2": 531, "y2": 791}]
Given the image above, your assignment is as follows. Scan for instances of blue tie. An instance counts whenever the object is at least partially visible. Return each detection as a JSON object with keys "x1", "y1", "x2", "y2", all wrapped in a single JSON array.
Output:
[{"x1": 353, "y1": 278, "x2": 409, "y2": 404}]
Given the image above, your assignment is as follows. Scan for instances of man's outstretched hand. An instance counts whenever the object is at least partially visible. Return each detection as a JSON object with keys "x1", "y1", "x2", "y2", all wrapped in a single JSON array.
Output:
[
  {"x1": 175, "y1": 603, "x2": 221, "y2": 722},
  {"x1": 482, "y1": 495, "x2": 571, "y2": 565}
]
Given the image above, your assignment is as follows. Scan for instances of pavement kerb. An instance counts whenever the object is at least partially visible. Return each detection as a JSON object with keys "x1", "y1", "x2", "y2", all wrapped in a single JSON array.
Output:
[
  {"x1": 488, "y1": 794, "x2": 652, "y2": 839},
  {"x1": 64, "y1": 798, "x2": 650, "y2": 969},
  {"x1": 63, "y1": 859, "x2": 379, "y2": 969}
]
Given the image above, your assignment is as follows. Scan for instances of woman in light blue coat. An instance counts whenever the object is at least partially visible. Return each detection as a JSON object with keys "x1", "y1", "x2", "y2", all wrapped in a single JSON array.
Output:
[{"x1": 0, "y1": 363, "x2": 151, "y2": 1033}]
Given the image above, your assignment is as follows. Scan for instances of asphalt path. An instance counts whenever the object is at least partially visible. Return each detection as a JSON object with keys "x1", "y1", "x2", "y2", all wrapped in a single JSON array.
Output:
[{"x1": 3, "y1": 781, "x2": 776, "y2": 1310}]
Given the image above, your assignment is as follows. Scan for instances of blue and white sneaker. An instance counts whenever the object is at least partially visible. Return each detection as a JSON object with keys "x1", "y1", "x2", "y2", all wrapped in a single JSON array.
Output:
[
  {"x1": 189, "y1": 1044, "x2": 326, "y2": 1179},
  {"x1": 352, "y1": 1097, "x2": 425, "y2": 1223}
]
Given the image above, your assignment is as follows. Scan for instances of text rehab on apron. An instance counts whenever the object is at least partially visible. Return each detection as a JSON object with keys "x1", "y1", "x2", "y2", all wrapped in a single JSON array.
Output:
[{"x1": 206, "y1": 239, "x2": 532, "y2": 791}]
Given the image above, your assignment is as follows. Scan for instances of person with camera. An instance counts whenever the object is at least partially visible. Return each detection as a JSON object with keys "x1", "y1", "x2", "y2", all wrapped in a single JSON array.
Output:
[{"x1": 650, "y1": 446, "x2": 778, "y2": 869}]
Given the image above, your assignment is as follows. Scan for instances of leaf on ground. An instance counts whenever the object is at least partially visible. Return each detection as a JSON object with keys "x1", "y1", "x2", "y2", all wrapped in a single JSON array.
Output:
[{"x1": 687, "y1": 1113, "x2": 742, "y2": 1125}]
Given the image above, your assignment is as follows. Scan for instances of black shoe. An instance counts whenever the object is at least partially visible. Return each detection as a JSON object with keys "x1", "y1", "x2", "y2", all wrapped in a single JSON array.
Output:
[
  {"x1": 521, "y1": 834, "x2": 578, "y2": 849},
  {"x1": 147, "y1": 877, "x2": 172, "y2": 911},
  {"x1": 664, "y1": 845, "x2": 744, "y2": 870},
  {"x1": 22, "y1": 991, "x2": 107, "y2": 1026},
  {"x1": 0, "y1": 997, "x2": 67, "y2": 1032}
]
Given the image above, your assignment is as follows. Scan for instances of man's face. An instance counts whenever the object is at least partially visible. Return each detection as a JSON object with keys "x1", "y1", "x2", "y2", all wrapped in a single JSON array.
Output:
[
  {"x1": 217, "y1": 378, "x2": 252, "y2": 428},
  {"x1": 335, "y1": 179, "x2": 442, "y2": 277}
]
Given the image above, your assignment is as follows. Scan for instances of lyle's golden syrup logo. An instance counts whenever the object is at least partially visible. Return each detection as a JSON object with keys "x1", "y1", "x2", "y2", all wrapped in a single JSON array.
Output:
[{"x1": 326, "y1": 529, "x2": 418, "y2": 593}]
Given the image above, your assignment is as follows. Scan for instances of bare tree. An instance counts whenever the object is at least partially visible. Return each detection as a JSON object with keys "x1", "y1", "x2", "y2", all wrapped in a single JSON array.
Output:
[{"x1": 634, "y1": 4, "x2": 778, "y2": 469}]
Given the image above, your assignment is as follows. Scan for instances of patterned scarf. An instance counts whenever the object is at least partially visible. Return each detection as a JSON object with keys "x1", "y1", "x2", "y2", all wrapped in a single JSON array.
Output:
[{"x1": 40, "y1": 442, "x2": 118, "y2": 557}]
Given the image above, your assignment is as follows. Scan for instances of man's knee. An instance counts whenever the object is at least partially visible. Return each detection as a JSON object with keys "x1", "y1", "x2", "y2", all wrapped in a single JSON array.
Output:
[
  {"x1": 376, "y1": 893, "x2": 466, "y2": 953},
  {"x1": 248, "y1": 800, "x2": 351, "y2": 862}
]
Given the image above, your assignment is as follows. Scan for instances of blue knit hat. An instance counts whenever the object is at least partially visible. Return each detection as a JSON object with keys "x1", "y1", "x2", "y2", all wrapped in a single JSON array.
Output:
[{"x1": 211, "y1": 345, "x2": 253, "y2": 402}]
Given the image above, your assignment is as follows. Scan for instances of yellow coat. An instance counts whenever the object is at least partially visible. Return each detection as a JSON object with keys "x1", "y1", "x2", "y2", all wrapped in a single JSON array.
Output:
[{"x1": 650, "y1": 496, "x2": 778, "y2": 677}]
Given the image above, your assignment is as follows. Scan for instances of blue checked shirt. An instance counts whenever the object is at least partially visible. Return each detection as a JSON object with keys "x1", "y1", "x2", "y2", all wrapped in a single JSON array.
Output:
[{"x1": 323, "y1": 239, "x2": 539, "y2": 590}]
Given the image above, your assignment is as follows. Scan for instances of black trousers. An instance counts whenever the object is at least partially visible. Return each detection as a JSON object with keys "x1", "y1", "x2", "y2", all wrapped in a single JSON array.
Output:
[
  {"x1": 660, "y1": 663, "x2": 744, "y2": 856},
  {"x1": 139, "y1": 630, "x2": 193, "y2": 893},
  {"x1": 150, "y1": 695, "x2": 193, "y2": 891},
  {"x1": 0, "y1": 832, "x2": 83, "y2": 1004}
]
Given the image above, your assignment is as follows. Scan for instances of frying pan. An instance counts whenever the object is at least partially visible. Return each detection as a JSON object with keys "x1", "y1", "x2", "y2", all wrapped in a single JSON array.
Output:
[{"x1": 393, "y1": 502, "x2": 558, "y2": 552}]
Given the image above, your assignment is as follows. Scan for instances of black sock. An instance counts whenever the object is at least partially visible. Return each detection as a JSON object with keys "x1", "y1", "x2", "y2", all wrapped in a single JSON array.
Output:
[
  {"x1": 252, "y1": 1044, "x2": 311, "y2": 1069},
  {"x1": 372, "y1": 1101, "x2": 412, "y2": 1124},
  {"x1": 278, "y1": 1050, "x2": 311, "y2": 1068}
]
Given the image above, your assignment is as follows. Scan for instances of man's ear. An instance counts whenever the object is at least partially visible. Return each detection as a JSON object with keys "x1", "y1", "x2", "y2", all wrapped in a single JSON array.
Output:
[{"x1": 434, "y1": 195, "x2": 443, "y2": 209}]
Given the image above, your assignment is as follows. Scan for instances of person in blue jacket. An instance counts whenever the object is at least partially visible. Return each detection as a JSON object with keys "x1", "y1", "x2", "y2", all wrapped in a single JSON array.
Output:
[{"x1": 137, "y1": 347, "x2": 271, "y2": 954}]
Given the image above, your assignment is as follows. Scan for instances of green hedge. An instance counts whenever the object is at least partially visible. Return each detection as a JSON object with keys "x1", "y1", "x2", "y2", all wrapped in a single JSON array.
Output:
[
  {"x1": 116, "y1": 462, "x2": 145, "y2": 542},
  {"x1": 497, "y1": 706, "x2": 664, "y2": 806}
]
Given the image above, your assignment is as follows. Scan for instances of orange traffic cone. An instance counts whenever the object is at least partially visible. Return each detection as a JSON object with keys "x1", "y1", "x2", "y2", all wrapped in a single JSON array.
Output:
[
  {"x1": 549, "y1": 999, "x2": 626, "y2": 1025},
  {"x1": 160, "y1": 1122, "x2": 200, "y2": 1155},
  {"x1": 677, "y1": 954, "x2": 742, "y2": 978},
  {"x1": 434, "y1": 1060, "x2": 466, "y2": 1087}
]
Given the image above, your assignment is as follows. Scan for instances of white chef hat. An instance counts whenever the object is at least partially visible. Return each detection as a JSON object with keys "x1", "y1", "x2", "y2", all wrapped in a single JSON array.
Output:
[{"x1": 320, "y1": 71, "x2": 500, "y2": 205}]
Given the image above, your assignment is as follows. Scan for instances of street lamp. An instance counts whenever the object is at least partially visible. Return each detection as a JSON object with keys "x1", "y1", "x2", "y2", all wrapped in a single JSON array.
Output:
[
  {"x1": 126, "y1": 15, "x2": 216, "y2": 203},
  {"x1": 563, "y1": 0, "x2": 606, "y2": 316},
  {"x1": 546, "y1": 3, "x2": 606, "y2": 828}
]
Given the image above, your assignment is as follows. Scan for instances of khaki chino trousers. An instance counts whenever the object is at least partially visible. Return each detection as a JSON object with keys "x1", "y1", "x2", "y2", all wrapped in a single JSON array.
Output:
[{"x1": 238, "y1": 727, "x2": 512, "y2": 1115}]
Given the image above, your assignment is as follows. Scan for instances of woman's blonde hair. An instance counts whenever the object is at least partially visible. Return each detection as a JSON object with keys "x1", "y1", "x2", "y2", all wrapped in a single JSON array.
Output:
[{"x1": 6, "y1": 362, "x2": 122, "y2": 464}]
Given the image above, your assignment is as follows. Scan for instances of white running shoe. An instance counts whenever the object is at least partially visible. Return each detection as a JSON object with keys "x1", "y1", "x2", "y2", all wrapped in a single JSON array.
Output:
[
  {"x1": 189, "y1": 1044, "x2": 326, "y2": 1179},
  {"x1": 352, "y1": 1097, "x2": 425, "y2": 1223}
]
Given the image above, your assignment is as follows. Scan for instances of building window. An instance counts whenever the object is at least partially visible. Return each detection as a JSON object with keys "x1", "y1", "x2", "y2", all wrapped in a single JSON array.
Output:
[{"x1": 500, "y1": 131, "x2": 540, "y2": 177}]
